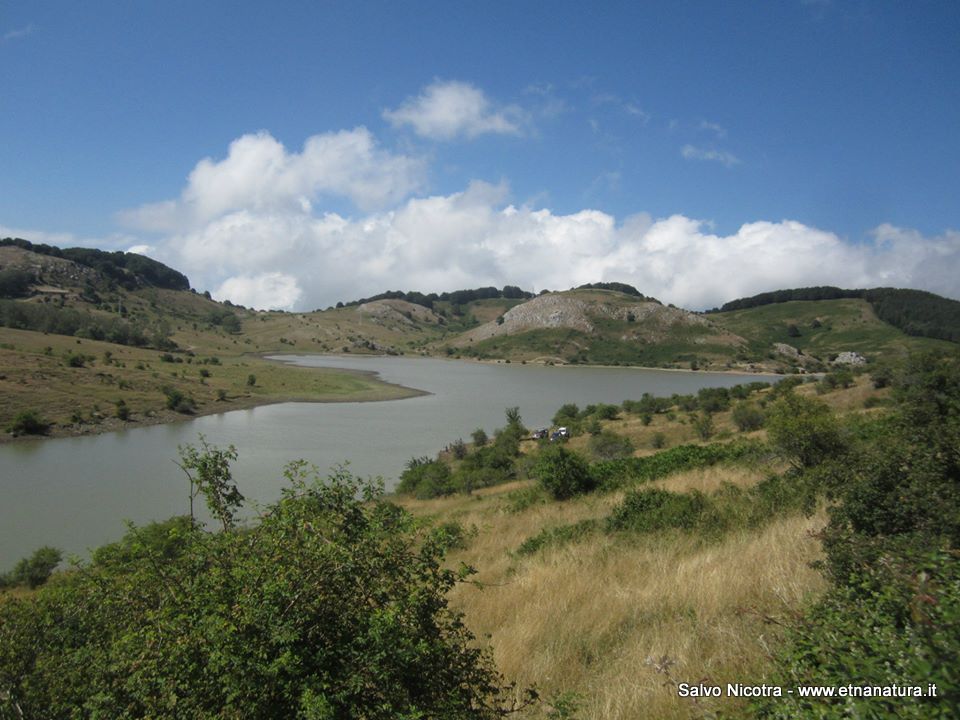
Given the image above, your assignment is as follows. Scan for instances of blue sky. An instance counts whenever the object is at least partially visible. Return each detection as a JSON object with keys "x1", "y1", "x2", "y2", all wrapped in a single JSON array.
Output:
[{"x1": 2, "y1": 1, "x2": 958, "y2": 310}]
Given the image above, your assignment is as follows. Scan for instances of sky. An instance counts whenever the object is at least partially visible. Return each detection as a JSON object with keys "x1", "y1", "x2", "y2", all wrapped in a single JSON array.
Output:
[{"x1": 1, "y1": 0, "x2": 959, "y2": 311}]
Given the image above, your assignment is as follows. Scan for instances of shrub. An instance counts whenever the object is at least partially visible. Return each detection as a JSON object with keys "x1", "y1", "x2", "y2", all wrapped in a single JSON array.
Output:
[
  {"x1": 162, "y1": 386, "x2": 196, "y2": 414},
  {"x1": 587, "y1": 430, "x2": 635, "y2": 461},
  {"x1": 450, "y1": 438, "x2": 467, "y2": 460},
  {"x1": 114, "y1": 400, "x2": 130, "y2": 421},
  {"x1": 692, "y1": 411, "x2": 715, "y2": 440},
  {"x1": 607, "y1": 488, "x2": 708, "y2": 533},
  {"x1": 766, "y1": 392, "x2": 844, "y2": 469},
  {"x1": 552, "y1": 403, "x2": 580, "y2": 427},
  {"x1": 396, "y1": 457, "x2": 455, "y2": 498},
  {"x1": 516, "y1": 519, "x2": 598, "y2": 556},
  {"x1": 0, "y1": 458, "x2": 529, "y2": 717},
  {"x1": 591, "y1": 441, "x2": 760, "y2": 491},
  {"x1": 7, "y1": 546, "x2": 62, "y2": 588},
  {"x1": 756, "y1": 551, "x2": 960, "y2": 719},
  {"x1": 731, "y1": 401, "x2": 765, "y2": 432},
  {"x1": 471, "y1": 428, "x2": 488, "y2": 447},
  {"x1": 534, "y1": 445, "x2": 595, "y2": 500},
  {"x1": 651, "y1": 432, "x2": 667, "y2": 449},
  {"x1": 6, "y1": 410, "x2": 50, "y2": 436},
  {"x1": 246, "y1": 373, "x2": 256, "y2": 387}
]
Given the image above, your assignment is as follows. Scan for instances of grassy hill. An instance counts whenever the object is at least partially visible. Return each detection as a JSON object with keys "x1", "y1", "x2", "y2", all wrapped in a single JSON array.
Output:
[
  {"x1": 2, "y1": 237, "x2": 957, "y2": 438},
  {"x1": 711, "y1": 297, "x2": 954, "y2": 367}
]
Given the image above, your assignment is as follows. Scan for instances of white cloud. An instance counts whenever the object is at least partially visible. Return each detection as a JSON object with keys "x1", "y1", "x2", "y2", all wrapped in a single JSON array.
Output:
[
  {"x1": 214, "y1": 272, "x2": 302, "y2": 311},
  {"x1": 126, "y1": 244, "x2": 155, "y2": 255},
  {"x1": 106, "y1": 127, "x2": 958, "y2": 312},
  {"x1": 681, "y1": 144, "x2": 741, "y2": 167},
  {"x1": 383, "y1": 80, "x2": 525, "y2": 140},
  {"x1": 118, "y1": 128, "x2": 424, "y2": 232},
  {"x1": 698, "y1": 120, "x2": 727, "y2": 138},
  {"x1": 143, "y1": 181, "x2": 960, "y2": 311}
]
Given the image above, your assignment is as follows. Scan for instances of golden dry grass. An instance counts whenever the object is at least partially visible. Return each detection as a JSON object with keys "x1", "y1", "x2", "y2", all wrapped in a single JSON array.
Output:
[{"x1": 400, "y1": 469, "x2": 827, "y2": 719}]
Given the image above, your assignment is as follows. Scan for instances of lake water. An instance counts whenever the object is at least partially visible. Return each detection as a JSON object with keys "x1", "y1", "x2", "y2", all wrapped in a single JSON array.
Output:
[{"x1": 0, "y1": 355, "x2": 774, "y2": 568}]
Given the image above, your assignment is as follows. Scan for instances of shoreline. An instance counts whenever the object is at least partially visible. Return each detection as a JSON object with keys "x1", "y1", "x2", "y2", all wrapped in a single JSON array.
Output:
[
  {"x1": 2, "y1": 361, "x2": 428, "y2": 445},
  {"x1": 3, "y1": 352, "x2": 780, "y2": 445}
]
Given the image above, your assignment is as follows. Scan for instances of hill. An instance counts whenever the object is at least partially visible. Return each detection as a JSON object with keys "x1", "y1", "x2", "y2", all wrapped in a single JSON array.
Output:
[{"x1": 2, "y1": 237, "x2": 957, "y2": 438}]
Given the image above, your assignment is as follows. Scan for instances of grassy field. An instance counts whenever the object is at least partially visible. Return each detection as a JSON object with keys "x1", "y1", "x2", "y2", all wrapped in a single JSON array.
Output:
[
  {"x1": 712, "y1": 297, "x2": 953, "y2": 360},
  {"x1": 0, "y1": 326, "x2": 422, "y2": 441},
  {"x1": 389, "y1": 375, "x2": 894, "y2": 718},
  {"x1": 397, "y1": 472, "x2": 826, "y2": 719}
]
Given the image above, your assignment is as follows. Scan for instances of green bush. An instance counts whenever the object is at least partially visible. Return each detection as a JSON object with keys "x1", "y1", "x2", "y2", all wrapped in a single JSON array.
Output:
[
  {"x1": 591, "y1": 441, "x2": 760, "y2": 491},
  {"x1": 766, "y1": 392, "x2": 844, "y2": 469},
  {"x1": 6, "y1": 410, "x2": 50, "y2": 436},
  {"x1": 516, "y1": 519, "x2": 598, "y2": 556},
  {"x1": 162, "y1": 386, "x2": 196, "y2": 414},
  {"x1": 692, "y1": 411, "x2": 715, "y2": 440},
  {"x1": 0, "y1": 458, "x2": 529, "y2": 718},
  {"x1": 5, "y1": 546, "x2": 62, "y2": 589},
  {"x1": 534, "y1": 445, "x2": 595, "y2": 500},
  {"x1": 587, "y1": 430, "x2": 634, "y2": 461},
  {"x1": 607, "y1": 488, "x2": 707, "y2": 533},
  {"x1": 755, "y1": 551, "x2": 960, "y2": 719},
  {"x1": 396, "y1": 457, "x2": 455, "y2": 498},
  {"x1": 731, "y1": 401, "x2": 765, "y2": 432}
]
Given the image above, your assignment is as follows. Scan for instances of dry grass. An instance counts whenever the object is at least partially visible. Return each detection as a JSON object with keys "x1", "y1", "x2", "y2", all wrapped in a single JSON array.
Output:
[{"x1": 400, "y1": 470, "x2": 827, "y2": 719}]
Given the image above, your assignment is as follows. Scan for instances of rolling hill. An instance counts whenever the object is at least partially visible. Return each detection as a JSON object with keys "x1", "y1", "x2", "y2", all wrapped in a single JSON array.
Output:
[{"x1": 1, "y1": 237, "x2": 957, "y2": 437}]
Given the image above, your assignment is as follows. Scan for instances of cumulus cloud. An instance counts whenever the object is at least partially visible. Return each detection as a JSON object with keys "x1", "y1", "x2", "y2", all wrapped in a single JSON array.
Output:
[
  {"x1": 681, "y1": 144, "x2": 740, "y2": 167},
  {"x1": 107, "y1": 126, "x2": 958, "y2": 312},
  {"x1": 118, "y1": 128, "x2": 424, "y2": 232},
  {"x1": 383, "y1": 80, "x2": 525, "y2": 140},
  {"x1": 139, "y1": 183, "x2": 960, "y2": 311},
  {"x1": 214, "y1": 272, "x2": 302, "y2": 311}
]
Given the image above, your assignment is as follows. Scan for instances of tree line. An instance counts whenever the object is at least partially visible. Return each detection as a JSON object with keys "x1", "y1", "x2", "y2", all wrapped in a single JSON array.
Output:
[
  {"x1": 335, "y1": 285, "x2": 535, "y2": 311},
  {"x1": 1, "y1": 237, "x2": 190, "y2": 292},
  {"x1": 710, "y1": 285, "x2": 960, "y2": 343}
]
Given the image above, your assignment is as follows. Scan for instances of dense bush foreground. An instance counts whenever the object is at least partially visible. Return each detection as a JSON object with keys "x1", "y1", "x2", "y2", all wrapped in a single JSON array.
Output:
[{"x1": 0, "y1": 454, "x2": 530, "y2": 719}]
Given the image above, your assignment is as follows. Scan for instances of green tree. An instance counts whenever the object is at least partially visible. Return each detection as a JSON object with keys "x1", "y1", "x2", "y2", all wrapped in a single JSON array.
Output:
[
  {"x1": 471, "y1": 428, "x2": 488, "y2": 447},
  {"x1": 534, "y1": 445, "x2": 594, "y2": 500},
  {"x1": 692, "y1": 412, "x2": 715, "y2": 441},
  {"x1": 8, "y1": 546, "x2": 62, "y2": 589},
  {"x1": 0, "y1": 452, "x2": 531, "y2": 718},
  {"x1": 731, "y1": 401, "x2": 764, "y2": 432},
  {"x1": 177, "y1": 436, "x2": 243, "y2": 530},
  {"x1": 766, "y1": 392, "x2": 844, "y2": 469}
]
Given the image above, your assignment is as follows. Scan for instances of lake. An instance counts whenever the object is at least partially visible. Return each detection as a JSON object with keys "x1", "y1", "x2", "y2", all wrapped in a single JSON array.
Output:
[{"x1": 0, "y1": 355, "x2": 774, "y2": 567}]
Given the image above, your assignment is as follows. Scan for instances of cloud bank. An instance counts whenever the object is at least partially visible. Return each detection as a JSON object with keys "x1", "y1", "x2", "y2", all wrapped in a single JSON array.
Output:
[
  {"x1": 114, "y1": 150, "x2": 960, "y2": 312},
  {"x1": 27, "y1": 120, "x2": 948, "y2": 313}
]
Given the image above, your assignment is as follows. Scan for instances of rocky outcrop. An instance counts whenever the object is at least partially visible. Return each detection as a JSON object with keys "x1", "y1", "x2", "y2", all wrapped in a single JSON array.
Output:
[
  {"x1": 456, "y1": 291, "x2": 731, "y2": 346},
  {"x1": 833, "y1": 351, "x2": 867, "y2": 366},
  {"x1": 356, "y1": 300, "x2": 442, "y2": 329}
]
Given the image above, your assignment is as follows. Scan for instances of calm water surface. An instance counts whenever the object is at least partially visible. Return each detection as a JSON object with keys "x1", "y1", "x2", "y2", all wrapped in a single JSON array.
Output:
[{"x1": 0, "y1": 356, "x2": 773, "y2": 567}]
